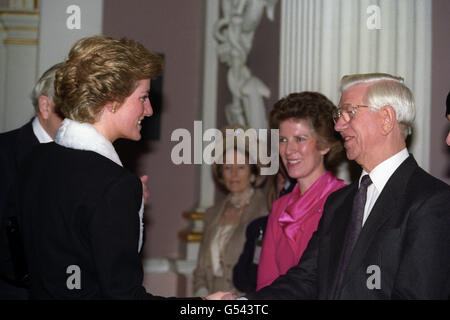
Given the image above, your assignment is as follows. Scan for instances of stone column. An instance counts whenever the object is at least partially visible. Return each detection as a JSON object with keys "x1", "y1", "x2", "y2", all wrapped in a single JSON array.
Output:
[
  {"x1": 0, "y1": 8, "x2": 39, "y2": 132},
  {"x1": 279, "y1": 0, "x2": 432, "y2": 176}
]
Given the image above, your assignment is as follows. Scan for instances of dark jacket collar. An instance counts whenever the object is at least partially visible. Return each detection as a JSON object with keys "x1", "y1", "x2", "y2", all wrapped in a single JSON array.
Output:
[
  {"x1": 14, "y1": 119, "x2": 39, "y2": 169},
  {"x1": 341, "y1": 155, "x2": 418, "y2": 287}
]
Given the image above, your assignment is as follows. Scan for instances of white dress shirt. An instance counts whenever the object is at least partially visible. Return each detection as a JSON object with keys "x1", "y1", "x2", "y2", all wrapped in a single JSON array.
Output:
[
  {"x1": 32, "y1": 117, "x2": 53, "y2": 143},
  {"x1": 360, "y1": 148, "x2": 409, "y2": 226},
  {"x1": 210, "y1": 225, "x2": 234, "y2": 277}
]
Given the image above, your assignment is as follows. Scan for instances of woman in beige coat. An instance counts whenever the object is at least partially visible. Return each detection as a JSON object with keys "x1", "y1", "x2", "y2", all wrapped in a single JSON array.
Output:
[{"x1": 193, "y1": 125, "x2": 268, "y2": 296}]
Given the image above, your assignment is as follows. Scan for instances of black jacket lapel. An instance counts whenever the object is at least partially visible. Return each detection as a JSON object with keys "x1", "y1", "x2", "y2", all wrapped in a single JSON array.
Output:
[
  {"x1": 341, "y1": 156, "x2": 418, "y2": 287},
  {"x1": 14, "y1": 120, "x2": 39, "y2": 169},
  {"x1": 325, "y1": 183, "x2": 358, "y2": 298}
]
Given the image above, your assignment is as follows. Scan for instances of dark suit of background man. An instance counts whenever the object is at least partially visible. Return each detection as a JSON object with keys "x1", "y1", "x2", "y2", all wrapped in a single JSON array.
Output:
[
  {"x1": 0, "y1": 63, "x2": 63, "y2": 299},
  {"x1": 246, "y1": 73, "x2": 450, "y2": 300}
]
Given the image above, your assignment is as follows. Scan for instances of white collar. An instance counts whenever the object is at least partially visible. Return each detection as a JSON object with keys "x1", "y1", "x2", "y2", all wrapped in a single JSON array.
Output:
[
  {"x1": 360, "y1": 148, "x2": 409, "y2": 192},
  {"x1": 32, "y1": 117, "x2": 53, "y2": 143},
  {"x1": 54, "y1": 119, "x2": 144, "y2": 252},
  {"x1": 54, "y1": 118, "x2": 123, "y2": 167}
]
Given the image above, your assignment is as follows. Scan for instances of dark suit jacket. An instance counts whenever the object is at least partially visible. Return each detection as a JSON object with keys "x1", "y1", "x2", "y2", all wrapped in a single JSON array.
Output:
[
  {"x1": 248, "y1": 156, "x2": 450, "y2": 300},
  {"x1": 233, "y1": 216, "x2": 268, "y2": 294},
  {"x1": 0, "y1": 120, "x2": 37, "y2": 299},
  {"x1": 12, "y1": 142, "x2": 169, "y2": 299},
  {"x1": 232, "y1": 181, "x2": 295, "y2": 294}
]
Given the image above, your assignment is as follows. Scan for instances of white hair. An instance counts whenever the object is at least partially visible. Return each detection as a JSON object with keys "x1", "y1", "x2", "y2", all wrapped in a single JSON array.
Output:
[
  {"x1": 30, "y1": 63, "x2": 62, "y2": 112},
  {"x1": 341, "y1": 73, "x2": 415, "y2": 138}
]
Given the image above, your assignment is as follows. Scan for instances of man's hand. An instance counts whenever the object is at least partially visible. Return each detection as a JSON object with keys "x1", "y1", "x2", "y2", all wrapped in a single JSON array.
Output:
[
  {"x1": 205, "y1": 291, "x2": 237, "y2": 300},
  {"x1": 140, "y1": 175, "x2": 150, "y2": 204}
]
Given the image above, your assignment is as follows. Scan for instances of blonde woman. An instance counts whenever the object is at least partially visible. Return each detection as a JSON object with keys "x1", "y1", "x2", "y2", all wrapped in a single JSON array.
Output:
[{"x1": 13, "y1": 35, "x2": 234, "y2": 300}]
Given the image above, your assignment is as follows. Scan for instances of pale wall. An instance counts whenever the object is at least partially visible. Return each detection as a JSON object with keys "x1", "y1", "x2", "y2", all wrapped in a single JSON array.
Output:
[{"x1": 103, "y1": 0, "x2": 205, "y2": 260}]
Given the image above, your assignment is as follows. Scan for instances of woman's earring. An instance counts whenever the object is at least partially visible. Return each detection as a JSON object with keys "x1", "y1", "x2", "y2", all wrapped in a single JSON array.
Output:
[
  {"x1": 250, "y1": 174, "x2": 256, "y2": 184},
  {"x1": 112, "y1": 107, "x2": 116, "y2": 113}
]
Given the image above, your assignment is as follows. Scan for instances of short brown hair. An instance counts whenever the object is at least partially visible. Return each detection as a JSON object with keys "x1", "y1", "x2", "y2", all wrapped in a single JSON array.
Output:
[
  {"x1": 212, "y1": 125, "x2": 267, "y2": 191},
  {"x1": 54, "y1": 36, "x2": 163, "y2": 123},
  {"x1": 269, "y1": 92, "x2": 344, "y2": 169}
]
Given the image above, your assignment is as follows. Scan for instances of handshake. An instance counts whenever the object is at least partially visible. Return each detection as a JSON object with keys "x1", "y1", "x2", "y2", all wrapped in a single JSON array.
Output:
[{"x1": 204, "y1": 291, "x2": 240, "y2": 300}]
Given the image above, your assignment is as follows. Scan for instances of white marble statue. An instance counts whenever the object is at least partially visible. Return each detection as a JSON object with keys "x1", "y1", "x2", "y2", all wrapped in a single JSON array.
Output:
[{"x1": 214, "y1": 0, "x2": 277, "y2": 129}]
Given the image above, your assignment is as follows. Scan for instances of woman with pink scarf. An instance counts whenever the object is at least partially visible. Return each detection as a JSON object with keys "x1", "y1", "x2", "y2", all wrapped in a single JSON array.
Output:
[{"x1": 256, "y1": 92, "x2": 346, "y2": 291}]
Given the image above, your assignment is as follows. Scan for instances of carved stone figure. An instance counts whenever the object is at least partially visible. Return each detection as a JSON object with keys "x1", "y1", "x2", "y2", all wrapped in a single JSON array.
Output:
[{"x1": 214, "y1": 0, "x2": 277, "y2": 129}]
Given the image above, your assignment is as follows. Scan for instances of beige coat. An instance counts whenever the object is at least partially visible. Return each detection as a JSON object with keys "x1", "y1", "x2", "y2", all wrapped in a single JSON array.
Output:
[{"x1": 193, "y1": 189, "x2": 268, "y2": 295}]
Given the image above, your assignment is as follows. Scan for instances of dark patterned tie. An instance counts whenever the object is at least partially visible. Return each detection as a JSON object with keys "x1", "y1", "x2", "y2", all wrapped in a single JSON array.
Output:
[{"x1": 333, "y1": 175, "x2": 372, "y2": 299}]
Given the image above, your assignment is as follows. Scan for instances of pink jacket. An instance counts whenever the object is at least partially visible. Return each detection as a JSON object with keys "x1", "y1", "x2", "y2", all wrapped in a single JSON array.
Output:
[{"x1": 256, "y1": 171, "x2": 346, "y2": 290}]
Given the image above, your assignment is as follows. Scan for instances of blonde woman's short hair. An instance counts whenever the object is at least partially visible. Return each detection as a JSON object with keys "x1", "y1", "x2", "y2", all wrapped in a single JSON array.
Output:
[{"x1": 54, "y1": 36, "x2": 163, "y2": 123}]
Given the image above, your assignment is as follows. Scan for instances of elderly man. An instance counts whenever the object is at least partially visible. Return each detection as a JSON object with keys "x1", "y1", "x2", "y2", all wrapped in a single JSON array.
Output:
[
  {"x1": 0, "y1": 63, "x2": 63, "y2": 299},
  {"x1": 242, "y1": 73, "x2": 450, "y2": 299}
]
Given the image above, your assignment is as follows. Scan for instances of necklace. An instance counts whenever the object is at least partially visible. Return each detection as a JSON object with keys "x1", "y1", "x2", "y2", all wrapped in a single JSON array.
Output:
[{"x1": 230, "y1": 188, "x2": 254, "y2": 209}]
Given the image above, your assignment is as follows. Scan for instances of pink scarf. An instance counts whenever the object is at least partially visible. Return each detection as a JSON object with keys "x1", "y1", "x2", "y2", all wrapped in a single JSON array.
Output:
[{"x1": 278, "y1": 171, "x2": 345, "y2": 243}]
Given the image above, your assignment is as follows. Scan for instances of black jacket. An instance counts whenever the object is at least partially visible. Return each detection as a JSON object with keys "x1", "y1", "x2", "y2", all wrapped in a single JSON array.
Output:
[
  {"x1": 13, "y1": 142, "x2": 168, "y2": 299},
  {"x1": 248, "y1": 156, "x2": 450, "y2": 299},
  {"x1": 0, "y1": 120, "x2": 37, "y2": 299},
  {"x1": 232, "y1": 216, "x2": 267, "y2": 293}
]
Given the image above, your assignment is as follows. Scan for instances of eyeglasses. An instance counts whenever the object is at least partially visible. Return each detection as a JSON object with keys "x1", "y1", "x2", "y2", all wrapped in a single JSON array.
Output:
[{"x1": 332, "y1": 104, "x2": 372, "y2": 124}]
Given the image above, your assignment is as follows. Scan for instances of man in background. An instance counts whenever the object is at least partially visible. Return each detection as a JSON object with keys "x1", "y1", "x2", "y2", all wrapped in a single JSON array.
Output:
[
  {"x1": 239, "y1": 73, "x2": 450, "y2": 299},
  {"x1": 0, "y1": 63, "x2": 63, "y2": 299}
]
